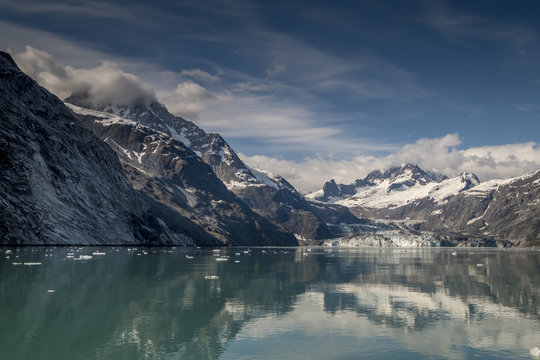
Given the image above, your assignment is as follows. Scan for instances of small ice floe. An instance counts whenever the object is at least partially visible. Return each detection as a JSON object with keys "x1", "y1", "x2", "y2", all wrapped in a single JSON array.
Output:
[
  {"x1": 451, "y1": 251, "x2": 457, "y2": 256},
  {"x1": 530, "y1": 347, "x2": 540, "y2": 358},
  {"x1": 23, "y1": 262, "x2": 42, "y2": 266},
  {"x1": 12, "y1": 262, "x2": 22, "y2": 265},
  {"x1": 234, "y1": 260, "x2": 240, "y2": 263},
  {"x1": 204, "y1": 275, "x2": 219, "y2": 280},
  {"x1": 213, "y1": 249, "x2": 221, "y2": 254},
  {"x1": 92, "y1": 252, "x2": 106, "y2": 256},
  {"x1": 215, "y1": 257, "x2": 229, "y2": 262},
  {"x1": 78, "y1": 255, "x2": 93, "y2": 260},
  {"x1": 235, "y1": 253, "x2": 241, "y2": 256},
  {"x1": 476, "y1": 263, "x2": 484, "y2": 267},
  {"x1": 47, "y1": 290, "x2": 55, "y2": 293},
  {"x1": 5, "y1": 250, "x2": 12, "y2": 254},
  {"x1": 243, "y1": 250, "x2": 250, "y2": 254},
  {"x1": 185, "y1": 255, "x2": 194, "y2": 259}
]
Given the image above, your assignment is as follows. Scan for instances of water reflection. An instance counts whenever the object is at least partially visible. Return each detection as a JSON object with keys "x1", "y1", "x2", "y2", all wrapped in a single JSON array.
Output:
[{"x1": 0, "y1": 247, "x2": 539, "y2": 359}]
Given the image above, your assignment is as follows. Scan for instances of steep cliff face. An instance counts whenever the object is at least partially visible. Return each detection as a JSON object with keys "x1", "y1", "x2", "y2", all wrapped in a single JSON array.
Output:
[
  {"x1": 0, "y1": 52, "x2": 171, "y2": 245},
  {"x1": 69, "y1": 104, "x2": 297, "y2": 246}
]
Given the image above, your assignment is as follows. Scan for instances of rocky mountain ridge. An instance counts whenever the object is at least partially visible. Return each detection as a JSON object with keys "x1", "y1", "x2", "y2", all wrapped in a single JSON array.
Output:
[
  {"x1": 65, "y1": 96, "x2": 360, "y2": 241},
  {"x1": 0, "y1": 51, "x2": 171, "y2": 245},
  {"x1": 308, "y1": 164, "x2": 540, "y2": 245},
  {"x1": 68, "y1": 103, "x2": 297, "y2": 246},
  {"x1": 2, "y1": 49, "x2": 538, "y2": 246}
]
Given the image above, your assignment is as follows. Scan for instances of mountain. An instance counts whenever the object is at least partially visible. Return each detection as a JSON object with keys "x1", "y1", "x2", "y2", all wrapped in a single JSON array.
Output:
[
  {"x1": 65, "y1": 95, "x2": 259, "y2": 186},
  {"x1": 65, "y1": 97, "x2": 360, "y2": 241},
  {"x1": 309, "y1": 163, "x2": 540, "y2": 246},
  {"x1": 307, "y1": 163, "x2": 479, "y2": 220},
  {"x1": 421, "y1": 170, "x2": 540, "y2": 246},
  {"x1": 67, "y1": 104, "x2": 297, "y2": 246},
  {"x1": 0, "y1": 51, "x2": 171, "y2": 245}
]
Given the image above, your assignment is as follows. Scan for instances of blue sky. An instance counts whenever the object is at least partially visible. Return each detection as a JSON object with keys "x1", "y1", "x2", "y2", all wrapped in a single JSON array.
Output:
[{"x1": 1, "y1": 0, "x2": 540, "y2": 190}]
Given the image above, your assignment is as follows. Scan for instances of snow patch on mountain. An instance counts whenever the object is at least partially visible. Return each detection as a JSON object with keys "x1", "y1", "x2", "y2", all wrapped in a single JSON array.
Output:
[
  {"x1": 250, "y1": 168, "x2": 280, "y2": 190},
  {"x1": 66, "y1": 103, "x2": 137, "y2": 126},
  {"x1": 166, "y1": 125, "x2": 191, "y2": 147},
  {"x1": 335, "y1": 174, "x2": 475, "y2": 209}
]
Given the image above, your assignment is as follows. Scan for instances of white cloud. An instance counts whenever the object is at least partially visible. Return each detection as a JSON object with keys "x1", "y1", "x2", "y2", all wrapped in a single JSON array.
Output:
[
  {"x1": 12, "y1": 46, "x2": 155, "y2": 106},
  {"x1": 240, "y1": 134, "x2": 540, "y2": 193},
  {"x1": 159, "y1": 81, "x2": 231, "y2": 119}
]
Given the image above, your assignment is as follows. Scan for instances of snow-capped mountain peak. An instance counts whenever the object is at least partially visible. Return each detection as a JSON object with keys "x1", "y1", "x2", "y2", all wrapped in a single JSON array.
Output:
[{"x1": 307, "y1": 163, "x2": 449, "y2": 203}]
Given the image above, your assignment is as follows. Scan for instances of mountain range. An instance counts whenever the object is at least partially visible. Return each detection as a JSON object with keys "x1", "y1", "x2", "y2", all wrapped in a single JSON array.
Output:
[
  {"x1": 1, "y1": 50, "x2": 538, "y2": 246},
  {"x1": 308, "y1": 164, "x2": 540, "y2": 246}
]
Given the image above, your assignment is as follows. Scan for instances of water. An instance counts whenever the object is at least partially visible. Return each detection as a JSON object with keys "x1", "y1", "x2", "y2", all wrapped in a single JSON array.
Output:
[{"x1": 1, "y1": 246, "x2": 539, "y2": 359}]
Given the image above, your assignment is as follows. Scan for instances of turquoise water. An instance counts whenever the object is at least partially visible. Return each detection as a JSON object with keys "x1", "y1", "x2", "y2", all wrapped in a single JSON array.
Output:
[{"x1": 1, "y1": 246, "x2": 539, "y2": 359}]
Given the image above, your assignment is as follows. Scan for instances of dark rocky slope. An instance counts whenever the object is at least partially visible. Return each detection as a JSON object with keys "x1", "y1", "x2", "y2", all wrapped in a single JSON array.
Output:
[{"x1": 0, "y1": 52, "x2": 170, "y2": 245}]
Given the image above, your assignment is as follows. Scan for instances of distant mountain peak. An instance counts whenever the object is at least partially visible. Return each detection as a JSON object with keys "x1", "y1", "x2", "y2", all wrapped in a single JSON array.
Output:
[
  {"x1": 308, "y1": 164, "x2": 450, "y2": 202},
  {"x1": 0, "y1": 51, "x2": 18, "y2": 70}
]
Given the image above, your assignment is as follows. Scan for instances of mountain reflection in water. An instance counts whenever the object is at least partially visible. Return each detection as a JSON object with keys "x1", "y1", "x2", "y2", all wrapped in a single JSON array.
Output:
[{"x1": 0, "y1": 247, "x2": 538, "y2": 359}]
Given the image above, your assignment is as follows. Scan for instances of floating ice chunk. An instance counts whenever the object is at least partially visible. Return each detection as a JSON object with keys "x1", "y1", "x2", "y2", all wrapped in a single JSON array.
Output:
[
  {"x1": 235, "y1": 253, "x2": 241, "y2": 256},
  {"x1": 204, "y1": 275, "x2": 219, "y2": 280},
  {"x1": 23, "y1": 262, "x2": 42, "y2": 266},
  {"x1": 185, "y1": 255, "x2": 194, "y2": 259},
  {"x1": 12, "y1": 262, "x2": 22, "y2": 265},
  {"x1": 92, "y1": 252, "x2": 106, "y2": 256},
  {"x1": 476, "y1": 263, "x2": 484, "y2": 267},
  {"x1": 79, "y1": 255, "x2": 93, "y2": 260},
  {"x1": 215, "y1": 257, "x2": 229, "y2": 262},
  {"x1": 234, "y1": 260, "x2": 240, "y2": 263},
  {"x1": 530, "y1": 347, "x2": 540, "y2": 358},
  {"x1": 47, "y1": 290, "x2": 55, "y2": 293},
  {"x1": 451, "y1": 251, "x2": 457, "y2": 256},
  {"x1": 5, "y1": 250, "x2": 12, "y2": 254}
]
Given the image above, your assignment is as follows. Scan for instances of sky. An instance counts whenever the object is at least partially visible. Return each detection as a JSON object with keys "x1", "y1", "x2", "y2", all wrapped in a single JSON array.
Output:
[{"x1": 1, "y1": 0, "x2": 540, "y2": 192}]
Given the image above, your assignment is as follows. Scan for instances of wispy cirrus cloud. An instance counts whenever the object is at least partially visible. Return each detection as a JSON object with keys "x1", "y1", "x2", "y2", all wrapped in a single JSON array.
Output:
[
  {"x1": 178, "y1": 69, "x2": 220, "y2": 83},
  {"x1": 419, "y1": 1, "x2": 538, "y2": 50},
  {"x1": 0, "y1": 0, "x2": 138, "y2": 20}
]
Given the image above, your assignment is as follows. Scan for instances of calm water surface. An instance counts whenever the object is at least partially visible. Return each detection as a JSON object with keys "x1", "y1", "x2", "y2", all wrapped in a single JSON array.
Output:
[{"x1": 1, "y1": 246, "x2": 539, "y2": 359}]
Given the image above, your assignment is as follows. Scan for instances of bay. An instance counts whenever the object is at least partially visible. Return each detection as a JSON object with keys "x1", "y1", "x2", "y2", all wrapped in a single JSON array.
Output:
[{"x1": 1, "y1": 246, "x2": 539, "y2": 359}]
